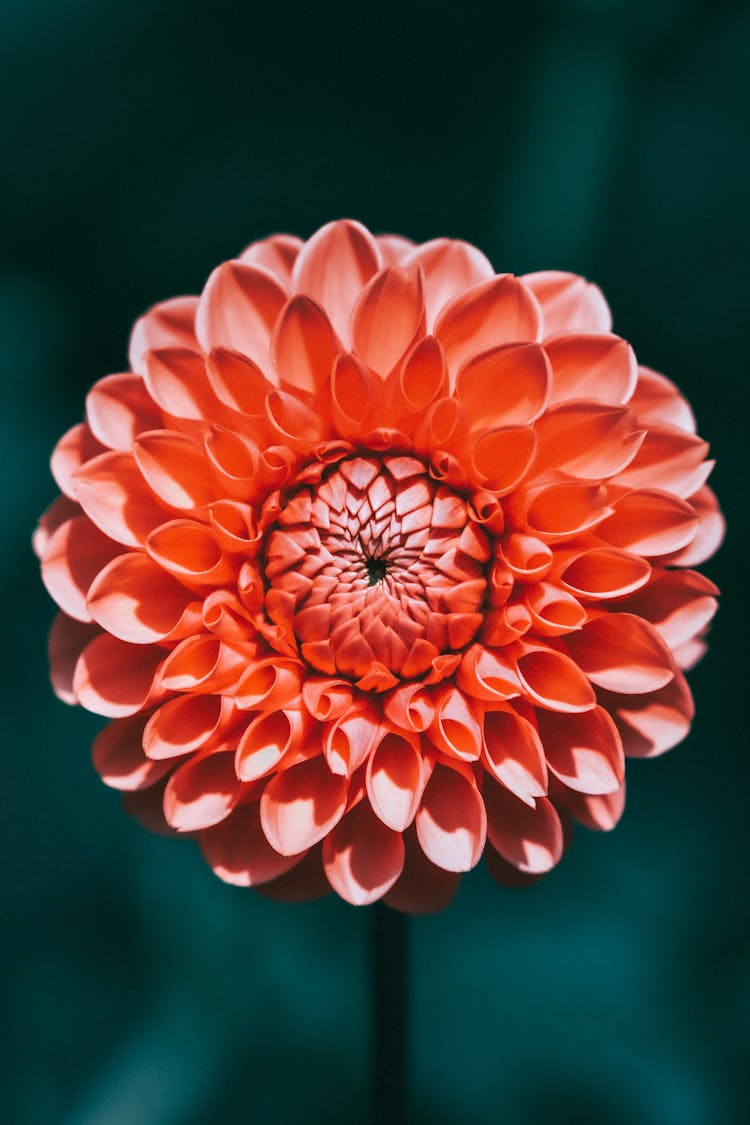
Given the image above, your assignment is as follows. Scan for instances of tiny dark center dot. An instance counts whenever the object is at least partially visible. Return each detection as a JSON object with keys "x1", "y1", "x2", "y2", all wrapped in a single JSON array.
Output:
[{"x1": 365, "y1": 556, "x2": 388, "y2": 586}]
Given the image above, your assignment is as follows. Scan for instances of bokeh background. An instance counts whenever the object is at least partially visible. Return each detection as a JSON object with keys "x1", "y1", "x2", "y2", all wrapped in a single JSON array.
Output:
[{"x1": 2, "y1": 0, "x2": 748, "y2": 1122}]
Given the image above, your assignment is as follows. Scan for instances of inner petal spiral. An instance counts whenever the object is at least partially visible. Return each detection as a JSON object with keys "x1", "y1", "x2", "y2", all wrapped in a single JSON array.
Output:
[{"x1": 265, "y1": 456, "x2": 491, "y2": 683}]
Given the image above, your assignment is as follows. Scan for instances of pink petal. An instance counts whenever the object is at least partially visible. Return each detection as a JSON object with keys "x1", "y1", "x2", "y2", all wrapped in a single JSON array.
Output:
[
  {"x1": 238, "y1": 233, "x2": 303, "y2": 282},
  {"x1": 456, "y1": 343, "x2": 551, "y2": 428},
  {"x1": 376, "y1": 233, "x2": 416, "y2": 265},
  {"x1": 163, "y1": 751, "x2": 243, "y2": 831},
  {"x1": 366, "y1": 731, "x2": 426, "y2": 830},
  {"x1": 482, "y1": 706, "x2": 548, "y2": 805},
  {"x1": 536, "y1": 706, "x2": 624, "y2": 794},
  {"x1": 469, "y1": 425, "x2": 538, "y2": 494},
  {"x1": 662, "y1": 485, "x2": 725, "y2": 566},
  {"x1": 515, "y1": 645, "x2": 597, "y2": 713},
  {"x1": 323, "y1": 703, "x2": 380, "y2": 776},
  {"x1": 328, "y1": 352, "x2": 378, "y2": 439},
  {"x1": 516, "y1": 481, "x2": 614, "y2": 541},
  {"x1": 48, "y1": 614, "x2": 100, "y2": 704},
  {"x1": 561, "y1": 784, "x2": 626, "y2": 831},
  {"x1": 87, "y1": 552, "x2": 195, "y2": 643},
  {"x1": 560, "y1": 547, "x2": 652, "y2": 599},
  {"x1": 428, "y1": 685, "x2": 484, "y2": 761},
  {"x1": 401, "y1": 238, "x2": 495, "y2": 328},
  {"x1": 323, "y1": 801, "x2": 405, "y2": 905},
  {"x1": 143, "y1": 694, "x2": 227, "y2": 760},
  {"x1": 564, "y1": 613, "x2": 674, "y2": 694},
  {"x1": 205, "y1": 347, "x2": 273, "y2": 415},
  {"x1": 616, "y1": 569, "x2": 718, "y2": 648},
  {"x1": 41, "y1": 515, "x2": 123, "y2": 622},
  {"x1": 544, "y1": 333, "x2": 636, "y2": 404},
  {"x1": 73, "y1": 632, "x2": 165, "y2": 717},
  {"x1": 260, "y1": 756, "x2": 349, "y2": 855},
  {"x1": 195, "y1": 260, "x2": 287, "y2": 368},
  {"x1": 522, "y1": 270, "x2": 611, "y2": 335},
  {"x1": 601, "y1": 673, "x2": 695, "y2": 758},
  {"x1": 629, "y1": 366, "x2": 696, "y2": 432},
  {"x1": 597, "y1": 489, "x2": 699, "y2": 557},
  {"x1": 74, "y1": 450, "x2": 171, "y2": 546},
  {"x1": 291, "y1": 219, "x2": 382, "y2": 344},
  {"x1": 129, "y1": 296, "x2": 199, "y2": 375},
  {"x1": 614, "y1": 424, "x2": 712, "y2": 499},
  {"x1": 92, "y1": 714, "x2": 172, "y2": 791},
  {"x1": 434, "y1": 275, "x2": 542, "y2": 378},
  {"x1": 272, "y1": 296, "x2": 341, "y2": 394},
  {"x1": 33, "y1": 495, "x2": 80, "y2": 559},
  {"x1": 51, "y1": 423, "x2": 106, "y2": 500},
  {"x1": 533, "y1": 402, "x2": 644, "y2": 479},
  {"x1": 484, "y1": 780, "x2": 564, "y2": 873},
  {"x1": 199, "y1": 802, "x2": 305, "y2": 886},
  {"x1": 416, "y1": 764, "x2": 486, "y2": 872},
  {"x1": 352, "y1": 266, "x2": 425, "y2": 376},
  {"x1": 86, "y1": 373, "x2": 163, "y2": 450},
  {"x1": 236, "y1": 709, "x2": 308, "y2": 782},
  {"x1": 384, "y1": 826, "x2": 461, "y2": 914},
  {"x1": 143, "y1": 347, "x2": 218, "y2": 421},
  {"x1": 133, "y1": 430, "x2": 216, "y2": 509}
]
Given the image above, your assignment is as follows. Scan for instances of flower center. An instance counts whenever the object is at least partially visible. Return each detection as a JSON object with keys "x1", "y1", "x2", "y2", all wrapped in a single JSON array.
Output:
[{"x1": 264, "y1": 455, "x2": 490, "y2": 686}]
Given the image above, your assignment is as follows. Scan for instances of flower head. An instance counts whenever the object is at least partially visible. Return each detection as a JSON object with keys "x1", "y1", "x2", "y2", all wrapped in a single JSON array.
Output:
[{"x1": 35, "y1": 220, "x2": 723, "y2": 911}]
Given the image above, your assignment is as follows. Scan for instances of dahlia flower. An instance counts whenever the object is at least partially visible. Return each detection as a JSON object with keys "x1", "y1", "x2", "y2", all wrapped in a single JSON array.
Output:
[{"x1": 35, "y1": 220, "x2": 722, "y2": 912}]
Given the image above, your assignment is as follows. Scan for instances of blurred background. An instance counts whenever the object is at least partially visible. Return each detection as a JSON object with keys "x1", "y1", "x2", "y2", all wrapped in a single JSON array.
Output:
[{"x1": 2, "y1": 0, "x2": 748, "y2": 1121}]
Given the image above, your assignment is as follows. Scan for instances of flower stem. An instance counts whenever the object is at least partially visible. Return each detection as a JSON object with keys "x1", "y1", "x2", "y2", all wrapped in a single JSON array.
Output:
[{"x1": 371, "y1": 903, "x2": 409, "y2": 1125}]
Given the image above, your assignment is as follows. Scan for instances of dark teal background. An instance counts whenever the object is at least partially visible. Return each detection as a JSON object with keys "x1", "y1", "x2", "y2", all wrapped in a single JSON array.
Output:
[{"x1": 3, "y1": 1, "x2": 748, "y2": 1122}]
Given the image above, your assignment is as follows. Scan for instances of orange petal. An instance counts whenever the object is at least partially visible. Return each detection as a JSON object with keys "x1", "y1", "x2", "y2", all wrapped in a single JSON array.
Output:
[
  {"x1": 73, "y1": 632, "x2": 165, "y2": 717},
  {"x1": 208, "y1": 499, "x2": 261, "y2": 554},
  {"x1": 323, "y1": 703, "x2": 381, "y2": 776},
  {"x1": 600, "y1": 672, "x2": 694, "y2": 758},
  {"x1": 457, "y1": 643, "x2": 521, "y2": 702},
  {"x1": 133, "y1": 430, "x2": 216, "y2": 509},
  {"x1": 544, "y1": 333, "x2": 636, "y2": 404},
  {"x1": 532, "y1": 402, "x2": 644, "y2": 479},
  {"x1": 396, "y1": 335, "x2": 448, "y2": 416},
  {"x1": 33, "y1": 495, "x2": 80, "y2": 559},
  {"x1": 415, "y1": 764, "x2": 486, "y2": 872},
  {"x1": 559, "y1": 547, "x2": 652, "y2": 599},
  {"x1": 265, "y1": 387, "x2": 327, "y2": 451},
  {"x1": 86, "y1": 373, "x2": 163, "y2": 450},
  {"x1": 564, "y1": 613, "x2": 674, "y2": 694},
  {"x1": 327, "y1": 352, "x2": 377, "y2": 438},
  {"x1": 41, "y1": 515, "x2": 123, "y2": 621},
  {"x1": 163, "y1": 751, "x2": 243, "y2": 831},
  {"x1": 482, "y1": 706, "x2": 548, "y2": 805},
  {"x1": 352, "y1": 265, "x2": 425, "y2": 376},
  {"x1": 48, "y1": 614, "x2": 100, "y2": 704},
  {"x1": 143, "y1": 347, "x2": 218, "y2": 421},
  {"x1": 199, "y1": 802, "x2": 306, "y2": 886},
  {"x1": 523, "y1": 582, "x2": 587, "y2": 636},
  {"x1": 291, "y1": 219, "x2": 382, "y2": 344},
  {"x1": 428, "y1": 685, "x2": 484, "y2": 761},
  {"x1": 272, "y1": 295, "x2": 341, "y2": 394},
  {"x1": 236, "y1": 658, "x2": 303, "y2": 711},
  {"x1": 74, "y1": 450, "x2": 171, "y2": 546},
  {"x1": 239, "y1": 233, "x2": 303, "y2": 282},
  {"x1": 92, "y1": 714, "x2": 171, "y2": 791},
  {"x1": 434, "y1": 274, "x2": 542, "y2": 378},
  {"x1": 236, "y1": 709, "x2": 309, "y2": 782},
  {"x1": 204, "y1": 425, "x2": 259, "y2": 497},
  {"x1": 87, "y1": 553, "x2": 194, "y2": 643},
  {"x1": 456, "y1": 343, "x2": 551, "y2": 428},
  {"x1": 366, "y1": 731, "x2": 426, "y2": 831},
  {"x1": 629, "y1": 366, "x2": 696, "y2": 432},
  {"x1": 469, "y1": 425, "x2": 537, "y2": 494},
  {"x1": 195, "y1": 260, "x2": 287, "y2": 368},
  {"x1": 142, "y1": 694, "x2": 227, "y2": 760},
  {"x1": 129, "y1": 296, "x2": 199, "y2": 374},
  {"x1": 401, "y1": 238, "x2": 495, "y2": 327},
  {"x1": 201, "y1": 590, "x2": 256, "y2": 646},
  {"x1": 156, "y1": 635, "x2": 246, "y2": 694},
  {"x1": 51, "y1": 422, "x2": 106, "y2": 499},
  {"x1": 205, "y1": 347, "x2": 273, "y2": 416},
  {"x1": 515, "y1": 644, "x2": 597, "y2": 712},
  {"x1": 302, "y1": 677, "x2": 354, "y2": 722},
  {"x1": 515, "y1": 481, "x2": 614, "y2": 541},
  {"x1": 615, "y1": 569, "x2": 718, "y2": 648},
  {"x1": 376, "y1": 233, "x2": 415, "y2": 265},
  {"x1": 484, "y1": 780, "x2": 564, "y2": 873},
  {"x1": 537, "y1": 706, "x2": 624, "y2": 794},
  {"x1": 614, "y1": 424, "x2": 712, "y2": 498},
  {"x1": 661, "y1": 485, "x2": 724, "y2": 566},
  {"x1": 383, "y1": 825, "x2": 461, "y2": 913},
  {"x1": 499, "y1": 533, "x2": 553, "y2": 581},
  {"x1": 323, "y1": 800, "x2": 405, "y2": 905},
  {"x1": 597, "y1": 488, "x2": 699, "y2": 557},
  {"x1": 559, "y1": 784, "x2": 626, "y2": 831},
  {"x1": 260, "y1": 756, "x2": 349, "y2": 855},
  {"x1": 522, "y1": 271, "x2": 611, "y2": 335},
  {"x1": 146, "y1": 519, "x2": 234, "y2": 588}
]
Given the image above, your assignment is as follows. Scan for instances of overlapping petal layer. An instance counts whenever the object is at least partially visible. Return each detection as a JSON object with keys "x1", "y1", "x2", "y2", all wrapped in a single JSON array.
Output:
[{"x1": 37, "y1": 220, "x2": 723, "y2": 912}]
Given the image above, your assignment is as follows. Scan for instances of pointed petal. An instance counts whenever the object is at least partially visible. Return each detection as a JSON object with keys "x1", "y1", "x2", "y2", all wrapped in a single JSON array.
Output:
[
  {"x1": 537, "y1": 706, "x2": 624, "y2": 794},
  {"x1": 352, "y1": 266, "x2": 425, "y2": 376},
  {"x1": 48, "y1": 614, "x2": 100, "y2": 704},
  {"x1": 629, "y1": 366, "x2": 696, "y2": 432},
  {"x1": 92, "y1": 714, "x2": 171, "y2": 791},
  {"x1": 163, "y1": 751, "x2": 243, "y2": 831},
  {"x1": 87, "y1": 553, "x2": 194, "y2": 643},
  {"x1": 239, "y1": 233, "x2": 303, "y2": 282},
  {"x1": 469, "y1": 426, "x2": 537, "y2": 494},
  {"x1": 482, "y1": 706, "x2": 548, "y2": 805},
  {"x1": 456, "y1": 343, "x2": 551, "y2": 428},
  {"x1": 291, "y1": 219, "x2": 382, "y2": 344},
  {"x1": 73, "y1": 633, "x2": 165, "y2": 717},
  {"x1": 51, "y1": 423, "x2": 106, "y2": 500},
  {"x1": 133, "y1": 430, "x2": 216, "y2": 509},
  {"x1": 516, "y1": 645, "x2": 597, "y2": 713},
  {"x1": 600, "y1": 672, "x2": 694, "y2": 758},
  {"x1": 614, "y1": 424, "x2": 712, "y2": 498},
  {"x1": 129, "y1": 296, "x2": 199, "y2": 375},
  {"x1": 544, "y1": 333, "x2": 637, "y2": 404},
  {"x1": 366, "y1": 732, "x2": 425, "y2": 830},
  {"x1": 199, "y1": 802, "x2": 305, "y2": 886},
  {"x1": 143, "y1": 694, "x2": 226, "y2": 760},
  {"x1": 416, "y1": 764, "x2": 486, "y2": 872},
  {"x1": 41, "y1": 515, "x2": 123, "y2": 621},
  {"x1": 484, "y1": 780, "x2": 564, "y2": 873},
  {"x1": 86, "y1": 373, "x2": 163, "y2": 450},
  {"x1": 434, "y1": 275, "x2": 542, "y2": 378},
  {"x1": 272, "y1": 295, "x2": 341, "y2": 393},
  {"x1": 565, "y1": 613, "x2": 675, "y2": 694},
  {"x1": 323, "y1": 801, "x2": 405, "y2": 905},
  {"x1": 598, "y1": 489, "x2": 699, "y2": 557},
  {"x1": 195, "y1": 260, "x2": 287, "y2": 368},
  {"x1": 402, "y1": 238, "x2": 495, "y2": 327},
  {"x1": 522, "y1": 271, "x2": 611, "y2": 335},
  {"x1": 74, "y1": 450, "x2": 171, "y2": 546},
  {"x1": 560, "y1": 548, "x2": 652, "y2": 599},
  {"x1": 260, "y1": 756, "x2": 348, "y2": 855},
  {"x1": 533, "y1": 402, "x2": 644, "y2": 479}
]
